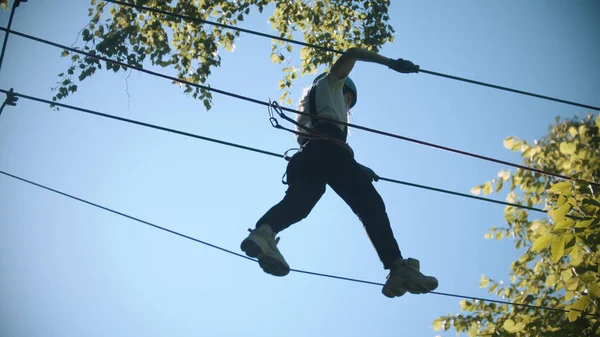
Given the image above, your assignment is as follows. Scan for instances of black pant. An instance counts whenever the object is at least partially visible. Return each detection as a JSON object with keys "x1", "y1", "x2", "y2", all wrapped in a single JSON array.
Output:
[{"x1": 256, "y1": 137, "x2": 402, "y2": 269}]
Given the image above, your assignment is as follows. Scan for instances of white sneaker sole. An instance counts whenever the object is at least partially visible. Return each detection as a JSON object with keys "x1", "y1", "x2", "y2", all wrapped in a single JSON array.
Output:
[{"x1": 241, "y1": 236, "x2": 290, "y2": 277}]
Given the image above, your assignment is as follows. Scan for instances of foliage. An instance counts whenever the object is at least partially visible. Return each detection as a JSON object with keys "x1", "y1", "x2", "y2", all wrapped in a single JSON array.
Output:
[
  {"x1": 1, "y1": 0, "x2": 8, "y2": 11},
  {"x1": 434, "y1": 114, "x2": 600, "y2": 337},
  {"x1": 52, "y1": 0, "x2": 394, "y2": 110}
]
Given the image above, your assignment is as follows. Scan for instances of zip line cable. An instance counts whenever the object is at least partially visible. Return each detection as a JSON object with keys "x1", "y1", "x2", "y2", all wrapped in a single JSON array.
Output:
[
  {"x1": 0, "y1": 88, "x2": 551, "y2": 215},
  {"x1": 0, "y1": 169, "x2": 593, "y2": 318},
  {"x1": 2, "y1": 27, "x2": 598, "y2": 189},
  {"x1": 103, "y1": 0, "x2": 600, "y2": 112}
]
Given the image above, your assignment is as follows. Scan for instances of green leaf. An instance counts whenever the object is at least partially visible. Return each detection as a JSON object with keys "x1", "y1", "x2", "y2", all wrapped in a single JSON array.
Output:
[
  {"x1": 503, "y1": 136, "x2": 516, "y2": 149},
  {"x1": 554, "y1": 217, "x2": 574, "y2": 230},
  {"x1": 551, "y1": 235, "x2": 565, "y2": 263},
  {"x1": 567, "y1": 296, "x2": 590, "y2": 322},
  {"x1": 480, "y1": 275, "x2": 489, "y2": 288},
  {"x1": 270, "y1": 53, "x2": 279, "y2": 63},
  {"x1": 511, "y1": 140, "x2": 522, "y2": 151},
  {"x1": 575, "y1": 219, "x2": 594, "y2": 228},
  {"x1": 503, "y1": 319, "x2": 517, "y2": 333},
  {"x1": 545, "y1": 274, "x2": 556, "y2": 288},
  {"x1": 589, "y1": 283, "x2": 600, "y2": 299},
  {"x1": 559, "y1": 142, "x2": 576, "y2": 155},
  {"x1": 498, "y1": 170, "x2": 510, "y2": 181},
  {"x1": 483, "y1": 181, "x2": 493, "y2": 196},
  {"x1": 550, "y1": 203, "x2": 570, "y2": 223},
  {"x1": 432, "y1": 318, "x2": 444, "y2": 331},
  {"x1": 547, "y1": 181, "x2": 572, "y2": 194},
  {"x1": 568, "y1": 126, "x2": 578, "y2": 137},
  {"x1": 495, "y1": 178, "x2": 504, "y2": 192},
  {"x1": 61, "y1": 50, "x2": 70, "y2": 57},
  {"x1": 580, "y1": 271, "x2": 596, "y2": 284},
  {"x1": 504, "y1": 208, "x2": 517, "y2": 223},
  {"x1": 532, "y1": 234, "x2": 554, "y2": 251},
  {"x1": 471, "y1": 186, "x2": 482, "y2": 196}
]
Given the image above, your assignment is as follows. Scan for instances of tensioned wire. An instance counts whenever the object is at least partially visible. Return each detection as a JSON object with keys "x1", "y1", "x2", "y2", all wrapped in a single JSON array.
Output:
[
  {"x1": 1, "y1": 27, "x2": 597, "y2": 189},
  {"x1": 0, "y1": 88, "x2": 550, "y2": 215},
  {"x1": 0, "y1": 169, "x2": 594, "y2": 318},
  {"x1": 102, "y1": 0, "x2": 600, "y2": 113}
]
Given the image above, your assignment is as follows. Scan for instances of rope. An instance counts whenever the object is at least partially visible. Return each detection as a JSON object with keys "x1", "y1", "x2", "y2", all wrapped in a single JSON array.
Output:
[
  {"x1": 1, "y1": 169, "x2": 594, "y2": 318},
  {"x1": 102, "y1": 0, "x2": 600, "y2": 112},
  {"x1": 0, "y1": 88, "x2": 551, "y2": 215},
  {"x1": 2, "y1": 27, "x2": 596, "y2": 188}
]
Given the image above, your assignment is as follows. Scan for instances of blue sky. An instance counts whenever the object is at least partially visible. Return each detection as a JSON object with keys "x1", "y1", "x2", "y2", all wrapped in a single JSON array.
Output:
[{"x1": 1, "y1": 1, "x2": 599, "y2": 337}]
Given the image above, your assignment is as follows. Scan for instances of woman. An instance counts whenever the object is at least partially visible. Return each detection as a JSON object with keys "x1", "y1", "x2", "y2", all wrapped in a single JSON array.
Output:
[{"x1": 241, "y1": 47, "x2": 438, "y2": 298}]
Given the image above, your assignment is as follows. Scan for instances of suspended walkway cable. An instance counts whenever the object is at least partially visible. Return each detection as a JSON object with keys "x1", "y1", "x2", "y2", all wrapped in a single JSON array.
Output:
[
  {"x1": 1, "y1": 27, "x2": 597, "y2": 189},
  {"x1": 0, "y1": 169, "x2": 594, "y2": 318},
  {"x1": 1, "y1": 88, "x2": 551, "y2": 216},
  {"x1": 102, "y1": 0, "x2": 600, "y2": 112}
]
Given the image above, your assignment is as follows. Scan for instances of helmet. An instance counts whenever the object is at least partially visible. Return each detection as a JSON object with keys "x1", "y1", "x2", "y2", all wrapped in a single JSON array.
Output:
[
  {"x1": 313, "y1": 72, "x2": 357, "y2": 108},
  {"x1": 343, "y1": 77, "x2": 357, "y2": 109}
]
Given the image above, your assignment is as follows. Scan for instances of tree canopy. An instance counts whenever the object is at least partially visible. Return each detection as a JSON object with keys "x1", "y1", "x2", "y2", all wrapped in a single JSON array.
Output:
[
  {"x1": 52, "y1": 0, "x2": 394, "y2": 109},
  {"x1": 434, "y1": 114, "x2": 600, "y2": 336}
]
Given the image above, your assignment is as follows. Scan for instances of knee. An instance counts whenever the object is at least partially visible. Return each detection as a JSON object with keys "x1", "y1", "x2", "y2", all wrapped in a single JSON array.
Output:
[{"x1": 286, "y1": 185, "x2": 325, "y2": 222}]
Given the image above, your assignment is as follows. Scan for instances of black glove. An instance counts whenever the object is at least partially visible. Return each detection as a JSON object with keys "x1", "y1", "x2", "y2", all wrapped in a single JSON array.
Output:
[
  {"x1": 388, "y1": 58, "x2": 420, "y2": 73},
  {"x1": 358, "y1": 163, "x2": 380, "y2": 183}
]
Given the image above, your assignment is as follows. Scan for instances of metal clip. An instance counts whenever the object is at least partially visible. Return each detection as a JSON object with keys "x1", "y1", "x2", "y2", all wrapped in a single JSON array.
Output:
[{"x1": 6, "y1": 88, "x2": 18, "y2": 106}]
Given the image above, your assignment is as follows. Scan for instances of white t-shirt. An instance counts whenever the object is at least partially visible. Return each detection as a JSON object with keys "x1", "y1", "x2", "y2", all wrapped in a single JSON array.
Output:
[{"x1": 296, "y1": 72, "x2": 349, "y2": 145}]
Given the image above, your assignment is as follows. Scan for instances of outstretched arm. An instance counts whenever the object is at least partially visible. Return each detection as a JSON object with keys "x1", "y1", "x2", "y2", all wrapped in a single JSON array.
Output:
[{"x1": 331, "y1": 47, "x2": 419, "y2": 79}]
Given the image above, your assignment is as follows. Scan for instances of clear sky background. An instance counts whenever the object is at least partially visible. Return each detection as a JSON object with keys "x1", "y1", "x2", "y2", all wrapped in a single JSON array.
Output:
[{"x1": 0, "y1": 1, "x2": 599, "y2": 337}]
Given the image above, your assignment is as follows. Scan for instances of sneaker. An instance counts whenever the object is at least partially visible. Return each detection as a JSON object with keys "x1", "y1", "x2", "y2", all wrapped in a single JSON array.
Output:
[
  {"x1": 240, "y1": 225, "x2": 290, "y2": 277},
  {"x1": 382, "y1": 258, "x2": 438, "y2": 298}
]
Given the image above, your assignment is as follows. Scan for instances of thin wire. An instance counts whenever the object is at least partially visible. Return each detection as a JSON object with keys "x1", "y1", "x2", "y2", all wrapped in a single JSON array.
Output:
[
  {"x1": 0, "y1": 170, "x2": 256, "y2": 261},
  {"x1": 378, "y1": 177, "x2": 546, "y2": 214},
  {"x1": 0, "y1": 0, "x2": 19, "y2": 71},
  {"x1": 3, "y1": 27, "x2": 597, "y2": 189},
  {"x1": 0, "y1": 89, "x2": 282, "y2": 159},
  {"x1": 0, "y1": 101, "x2": 8, "y2": 117},
  {"x1": 418, "y1": 69, "x2": 600, "y2": 112},
  {"x1": 0, "y1": 169, "x2": 594, "y2": 317},
  {"x1": 1, "y1": 88, "x2": 551, "y2": 215},
  {"x1": 102, "y1": 0, "x2": 600, "y2": 112}
]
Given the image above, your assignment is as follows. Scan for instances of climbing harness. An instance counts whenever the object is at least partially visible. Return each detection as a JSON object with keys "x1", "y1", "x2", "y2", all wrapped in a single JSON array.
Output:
[{"x1": 268, "y1": 82, "x2": 356, "y2": 185}]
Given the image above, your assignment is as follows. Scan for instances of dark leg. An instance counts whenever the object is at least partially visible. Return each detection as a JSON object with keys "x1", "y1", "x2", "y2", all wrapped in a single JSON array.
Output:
[
  {"x1": 325, "y1": 151, "x2": 402, "y2": 269},
  {"x1": 256, "y1": 150, "x2": 326, "y2": 233}
]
